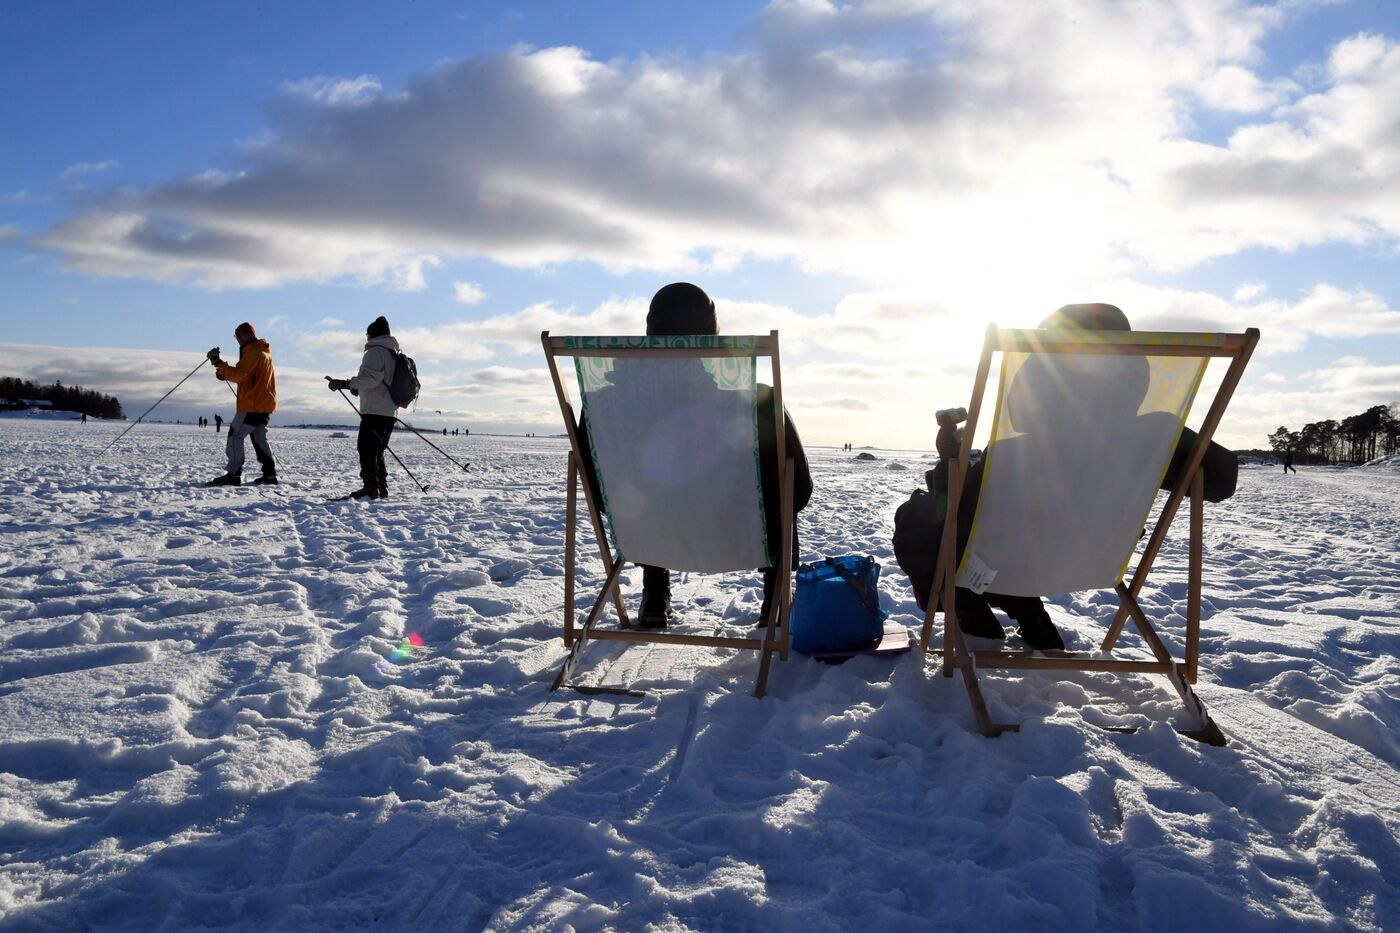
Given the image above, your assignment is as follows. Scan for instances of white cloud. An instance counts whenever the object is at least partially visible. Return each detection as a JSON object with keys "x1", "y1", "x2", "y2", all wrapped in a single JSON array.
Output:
[
  {"x1": 281, "y1": 74, "x2": 383, "y2": 106},
  {"x1": 0, "y1": 223, "x2": 18, "y2": 242},
  {"x1": 315, "y1": 316, "x2": 344, "y2": 327},
  {"x1": 41, "y1": 211, "x2": 441, "y2": 290},
  {"x1": 298, "y1": 328, "x2": 371, "y2": 360},
  {"x1": 1154, "y1": 32, "x2": 1400, "y2": 267},
  {"x1": 39, "y1": 2, "x2": 1396, "y2": 303},
  {"x1": 452, "y1": 281, "x2": 486, "y2": 305},
  {"x1": 60, "y1": 160, "x2": 117, "y2": 180},
  {"x1": 1234, "y1": 281, "x2": 1267, "y2": 302},
  {"x1": 1235, "y1": 359, "x2": 1400, "y2": 436}
]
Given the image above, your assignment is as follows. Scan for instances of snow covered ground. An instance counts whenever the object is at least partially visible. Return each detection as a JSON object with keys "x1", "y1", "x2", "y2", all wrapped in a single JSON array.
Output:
[{"x1": 1, "y1": 419, "x2": 1398, "y2": 931}]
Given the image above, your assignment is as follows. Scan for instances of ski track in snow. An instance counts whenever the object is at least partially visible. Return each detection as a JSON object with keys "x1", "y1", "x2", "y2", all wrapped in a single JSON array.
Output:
[{"x1": 1, "y1": 421, "x2": 1398, "y2": 931}]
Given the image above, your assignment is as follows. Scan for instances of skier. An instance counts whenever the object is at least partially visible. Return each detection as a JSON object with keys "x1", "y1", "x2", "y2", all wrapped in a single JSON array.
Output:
[
  {"x1": 204, "y1": 322, "x2": 278, "y2": 486},
  {"x1": 326, "y1": 315, "x2": 400, "y2": 500}
]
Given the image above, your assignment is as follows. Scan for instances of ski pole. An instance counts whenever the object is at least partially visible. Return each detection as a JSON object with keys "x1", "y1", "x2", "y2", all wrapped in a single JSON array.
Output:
[
  {"x1": 393, "y1": 416, "x2": 471, "y2": 472},
  {"x1": 94, "y1": 357, "x2": 211, "y2": 462},
  {"x1": 334, "y1": 388, "x2": 430, "y2": 494}
]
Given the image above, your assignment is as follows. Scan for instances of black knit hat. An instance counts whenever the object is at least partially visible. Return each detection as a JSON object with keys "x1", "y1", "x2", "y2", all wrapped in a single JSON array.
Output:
[
  {"x1": 646, "y1": 283, "x2": 718, "y2": 336},
  {"x1": 367, "y1": 315, "x2": 391, "y2": 338},
  {"x1": 1040, "y1": 303, "x2": 1130, "y2": 331}
]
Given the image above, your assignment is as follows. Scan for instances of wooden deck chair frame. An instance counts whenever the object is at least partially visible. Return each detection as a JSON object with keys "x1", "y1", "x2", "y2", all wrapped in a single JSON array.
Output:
[
  {"x1": 918, "y1": 325, "x2": 1259, "y2": 744},
  {"x1": 541, "y1": 330, "x2": 796, "y2": 698}
]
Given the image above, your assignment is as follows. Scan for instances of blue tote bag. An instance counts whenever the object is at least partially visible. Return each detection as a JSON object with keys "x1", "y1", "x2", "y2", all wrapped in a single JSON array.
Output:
[{"x1": 790, "y1": 555, "x2": 888, "y2": 654}]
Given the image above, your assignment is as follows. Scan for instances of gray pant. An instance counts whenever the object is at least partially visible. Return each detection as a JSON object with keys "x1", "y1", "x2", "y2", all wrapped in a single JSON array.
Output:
[{"x1": 226, "y1": 411, "x2": 276, "y2": 477}]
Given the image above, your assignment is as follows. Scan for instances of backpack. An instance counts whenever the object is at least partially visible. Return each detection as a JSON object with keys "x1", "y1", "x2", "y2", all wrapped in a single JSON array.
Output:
[
  {"x1": 380, "y1": 347, "x2": 420, "y2": 409},
  {"x1": 892, "y1": 488, "x2": 943, "y2": 612}
]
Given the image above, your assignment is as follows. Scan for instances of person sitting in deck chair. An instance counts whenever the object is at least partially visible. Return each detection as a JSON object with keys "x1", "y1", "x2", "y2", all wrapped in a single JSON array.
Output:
[
  {"x1": 895, "y1": 302, "x2": 1239, "y2": 649},
  {"x1": 577, "y1": 282, "x2": 814, "y2": 628}
]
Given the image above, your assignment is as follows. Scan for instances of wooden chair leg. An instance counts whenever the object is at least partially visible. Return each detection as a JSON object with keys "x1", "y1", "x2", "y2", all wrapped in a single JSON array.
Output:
[
  {"x1": 551, "y1": 559, "x2": 626, "y2": 692},
  {"x1": 1168, "y1": 663, "x2": 1227, "y2": 746},
  {"x1": 1186, "y1": 468, "x2": 1203, "y2": 684},
  {"x1": 1115, "y1": 584, "x2": 1174, "y2": 664},
  {"x1": 753, "y1": 578, "x2": 781, "y2": 698},
  {"x1": 755, "y1": 456, "x2": 796, "y2": 697},
  {"x1": 564, "y1": 455, "x2": 577, "y2": 647},
  {"x1": 944, "y1": 602, "x2": 1018, "y2": 737}
]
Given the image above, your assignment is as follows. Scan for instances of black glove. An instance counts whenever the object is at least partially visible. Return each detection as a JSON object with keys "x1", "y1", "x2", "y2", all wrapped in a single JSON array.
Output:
[
  {"x1": 936, "y1": 421, "x2": 961, "y2": 460},
  {"x1": 206, "y1": 347, "x2": 222, "y2": 366},
  {"x1": 326, "y1": 378, "x2": 349, "y2": 392}
]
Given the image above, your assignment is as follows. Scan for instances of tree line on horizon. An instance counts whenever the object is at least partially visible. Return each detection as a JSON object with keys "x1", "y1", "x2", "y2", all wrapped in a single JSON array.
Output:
[
  {"x1": 0, "y1": 376, "x2": 124, "y2": 420},
  {"x1": 1269, "y1": 401, "x2": 1400, "y2": 465}
]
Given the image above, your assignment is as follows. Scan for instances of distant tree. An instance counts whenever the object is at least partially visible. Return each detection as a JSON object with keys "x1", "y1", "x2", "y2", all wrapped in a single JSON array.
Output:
[
  {"x1": 1267, "y1": 426, "x2": 1294, "y2": 456},
  {"x1": 1269, "y1": 402, "x2": 1400, "y2": 465},
  {"x1": 0, "y1": 375, "x2": 123, "y2": 419}
]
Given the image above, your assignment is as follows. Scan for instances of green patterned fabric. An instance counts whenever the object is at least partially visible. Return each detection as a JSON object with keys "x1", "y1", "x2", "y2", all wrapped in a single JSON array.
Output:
[
  {"x1": 571, "y1": 336, "x2": 759, "y2": 394},
  {"x1": 562, "y1": 335, "x2": 761, "y2": 351}
]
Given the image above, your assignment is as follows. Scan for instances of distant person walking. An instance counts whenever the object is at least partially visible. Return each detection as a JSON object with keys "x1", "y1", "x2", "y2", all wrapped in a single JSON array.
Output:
[
  {"x1": 326, "y1": 316, "x2": 401, "y2": 500},
  {"x1": 214, "y1": 414, "x2": 223, "y2": 434},
  {"x1": 204, "y1": 322, "x2": 278, "y2": 487},
  {"x1": 1284, "y1": 448, "x2": 1297, "y2": 474},
  {"x1": 80, "y1": 412, "x2": 87, "y2": 424}
]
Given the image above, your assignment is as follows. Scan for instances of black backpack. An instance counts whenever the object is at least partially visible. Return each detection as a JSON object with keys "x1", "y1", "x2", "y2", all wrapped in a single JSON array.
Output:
[
  {"x1": 892, "y1": 487, "x2": 944, "y2": 612},
  {"x1": 381, "y1": 347, "x2": 420, "y2": 408}
]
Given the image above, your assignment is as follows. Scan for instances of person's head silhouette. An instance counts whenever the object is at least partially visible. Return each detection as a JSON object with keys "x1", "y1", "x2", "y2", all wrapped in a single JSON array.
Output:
[{"x1": 647, "y1": 283, "x2": 718, "y2": 336}]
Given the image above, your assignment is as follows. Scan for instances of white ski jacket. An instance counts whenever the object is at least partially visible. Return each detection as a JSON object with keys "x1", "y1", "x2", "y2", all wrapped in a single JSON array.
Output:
[{"x1": 347, "y1": 335, "x2": 400, "y2": 417}]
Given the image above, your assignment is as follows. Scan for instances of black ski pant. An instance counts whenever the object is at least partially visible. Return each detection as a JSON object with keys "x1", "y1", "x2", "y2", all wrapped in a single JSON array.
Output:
[
  {"x1": 955, "y1": 589, "x2": 1052, "y2": 630},
  {"x1": 358, "y1": 414, "x2": 396, "y2": 497}
]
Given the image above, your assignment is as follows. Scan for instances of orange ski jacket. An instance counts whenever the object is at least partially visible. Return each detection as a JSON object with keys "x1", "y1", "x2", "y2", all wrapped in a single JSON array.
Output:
[{"x1": 216, "y1": 339, "x2": 277, "y2": 413}]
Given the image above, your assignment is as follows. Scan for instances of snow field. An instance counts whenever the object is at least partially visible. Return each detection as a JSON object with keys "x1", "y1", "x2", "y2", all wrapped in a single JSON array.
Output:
[{"x1": 0, "y1": 420, "x2": 1398, "y2": 930}]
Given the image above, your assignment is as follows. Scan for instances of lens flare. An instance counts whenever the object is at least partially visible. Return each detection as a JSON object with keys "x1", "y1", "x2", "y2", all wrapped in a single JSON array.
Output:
[{"x1": 373, "y1": 631, "x2": 424, "y2": 675}]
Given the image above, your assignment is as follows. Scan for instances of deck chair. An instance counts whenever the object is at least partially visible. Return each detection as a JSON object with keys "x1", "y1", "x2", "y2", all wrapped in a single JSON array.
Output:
[
  {"x1": 919, "y1": 325, "x2": 1259, "y2": 744},
  {"x1": 541, "y1": 331, "x2": 796, "y2": 698}
]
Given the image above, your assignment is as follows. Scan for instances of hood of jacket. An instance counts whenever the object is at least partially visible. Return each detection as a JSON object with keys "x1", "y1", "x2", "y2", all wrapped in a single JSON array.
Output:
[{"x1": 365, "y1": 335, "x2": 399, "y2": 354}]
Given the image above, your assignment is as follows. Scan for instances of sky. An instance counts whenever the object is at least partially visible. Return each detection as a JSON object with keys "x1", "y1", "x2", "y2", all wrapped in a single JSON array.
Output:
[{"x1": 2, "y1": 0, "x2": 1399, "y2": 449}]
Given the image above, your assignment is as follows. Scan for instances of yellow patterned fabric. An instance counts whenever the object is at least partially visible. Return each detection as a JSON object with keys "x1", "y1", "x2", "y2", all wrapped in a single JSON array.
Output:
[{"x1": 958, "y1": 341, "x2": 1208, "y2": 597}]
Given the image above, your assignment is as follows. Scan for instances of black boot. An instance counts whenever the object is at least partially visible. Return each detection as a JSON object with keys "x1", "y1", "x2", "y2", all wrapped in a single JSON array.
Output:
[
  {"x1": 252, "y1": 474, "x2": 278, "y2": 486},
  {"x1": 954, "y1": 589, "x2": 1006, "y2": 640},
  {"x1": 637, "y1": 566, "x2": 672, "y2": 629},
  {"x1": 331, "y1": 487, "x2": 379, "y2": 501},
  {"x1": 1013, "y1": 606, "x2": 1064, "y2": 651},
  {"x1": 205, "y1": 472, "x2": 242, "y2": 487}
]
